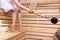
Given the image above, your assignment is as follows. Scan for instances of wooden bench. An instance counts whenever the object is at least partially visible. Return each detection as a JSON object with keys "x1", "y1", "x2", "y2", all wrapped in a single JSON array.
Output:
[{"x1": 0, "y1": 32, "x2": 26, "y2": 40}]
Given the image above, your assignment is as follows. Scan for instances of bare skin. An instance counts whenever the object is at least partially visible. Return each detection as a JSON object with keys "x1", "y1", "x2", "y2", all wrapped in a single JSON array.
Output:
[
  {"x1": 10, "y1": 0, "x2": 35, "y2": 32},
  {"x1": 10, "y1": 0, "x2": 45, "y2": 32}
]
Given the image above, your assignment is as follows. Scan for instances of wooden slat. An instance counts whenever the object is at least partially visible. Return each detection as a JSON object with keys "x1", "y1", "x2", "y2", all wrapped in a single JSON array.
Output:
[
  {"x1": 0, "y1": 32, "x2": 26, "y2": 40},
  {"x1": 26, "y1": 35, "x2": 53, "y2": 40},
  {"x1": 26, "y1": 32, "x2": 54, "y2": 37},
  {"x1": 23, "y1": 27, "x2": 57, "y2": 33},
  {"x1": 20, "y1": 0, "x2": 60, "y2": 4}
]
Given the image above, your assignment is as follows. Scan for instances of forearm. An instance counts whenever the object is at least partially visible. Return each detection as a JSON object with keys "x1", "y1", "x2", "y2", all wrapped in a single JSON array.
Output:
[{"x1": 13, "y1": 0, "x2": 29, "y2": 10}]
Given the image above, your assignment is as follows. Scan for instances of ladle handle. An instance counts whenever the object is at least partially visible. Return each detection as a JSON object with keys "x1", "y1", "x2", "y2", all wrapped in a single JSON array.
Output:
[
  {"x1": 41, "y1": 15, "x2": 50, "y2": 20},
  {"x1": 42, "y1": 16, "x2": 50, "y2": 19},
  {"x1": 33, "y1": 10, "x2": 50, "y2": 19}
]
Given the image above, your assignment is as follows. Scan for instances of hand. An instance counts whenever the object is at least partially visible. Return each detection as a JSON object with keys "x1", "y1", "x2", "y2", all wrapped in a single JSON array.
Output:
[
  {"x1": 28, "y1": 9, "x2": 34, "y2": 13},
  {"x1": 25, "y1": 8, "x2": 34, "y2": 13}
]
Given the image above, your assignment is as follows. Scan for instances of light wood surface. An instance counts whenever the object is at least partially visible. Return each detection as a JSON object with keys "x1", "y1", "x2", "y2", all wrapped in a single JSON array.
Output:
[
  {"x1": 0, "y1": 0, "x2": 60, "y2": 40},
  {"x1": 0, "y1": 32, "x2": 26, "y2": 40}
]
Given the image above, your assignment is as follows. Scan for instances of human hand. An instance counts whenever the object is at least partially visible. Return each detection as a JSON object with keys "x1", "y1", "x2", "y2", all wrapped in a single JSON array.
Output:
[{"x1": 27, "y1": 9, "x2": 34, "y2": 13}]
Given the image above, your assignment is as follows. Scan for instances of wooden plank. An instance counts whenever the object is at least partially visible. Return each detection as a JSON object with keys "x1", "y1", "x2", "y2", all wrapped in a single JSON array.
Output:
[
  {"x1": 26, "y1": 32, "x2": 54, "y2": 37},
  {"x1": 22, "y1": 24, "x2": 60, "y2": 28},
  {"x1": 23, "y1": 27, "x2": 57, "y2": 33},
  {"x1": 22, "y1": 21, "x2": 60, "y2": 24},
  {"x1": 0, "y1": 32, "x2": 25, "y2": 40},
  {"x1": 0, "y1": 16, "x2": 11, "y2": 20},
  {"x1": 22, "y1": 18, "x2": 60, "y2": 21},
  {"x1": 26, "y1": 35, "x2": 53, "y2": 40},
  {"x1": 20, "y1": 0, "x2": 60, "y2": 4}
]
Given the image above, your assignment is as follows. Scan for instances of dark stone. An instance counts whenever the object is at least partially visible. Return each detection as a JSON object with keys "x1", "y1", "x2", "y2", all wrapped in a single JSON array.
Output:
[
  {"x1": 55, "y1": 29, "x2": 60, "y2": 40},
  {"x1": 51, "y1": 17, "x2": 58, "y2": 24}
]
